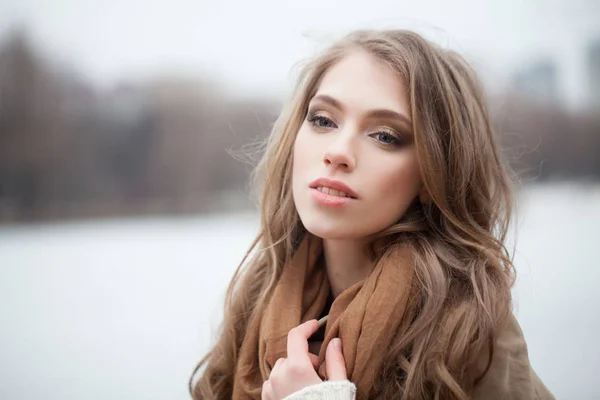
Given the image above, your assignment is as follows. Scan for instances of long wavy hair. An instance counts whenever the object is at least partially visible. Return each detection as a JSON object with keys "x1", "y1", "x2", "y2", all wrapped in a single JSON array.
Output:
[{"x1": 190, "y1": 29, "x2": 516, "y2": 400}]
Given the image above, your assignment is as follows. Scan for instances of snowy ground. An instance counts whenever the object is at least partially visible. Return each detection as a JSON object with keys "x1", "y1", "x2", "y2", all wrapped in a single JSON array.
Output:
[{"x1": 1, "y1": 184, "x2": 598, "y2": 399}]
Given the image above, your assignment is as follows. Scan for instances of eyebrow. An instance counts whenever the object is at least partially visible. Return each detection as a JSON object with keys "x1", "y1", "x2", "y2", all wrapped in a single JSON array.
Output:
[{"x1": 310, "y1": 94, "x2": 413, "y2": 128}]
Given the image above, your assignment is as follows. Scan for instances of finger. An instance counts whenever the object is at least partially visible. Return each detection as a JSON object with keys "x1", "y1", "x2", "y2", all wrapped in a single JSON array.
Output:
[
  {"x1": 261, "y1": 380, "x2": 273, "y2": 400},
  {"x1": 326, "y1": 338, "x2": 348, "y2": 381},
  {"x1": 287, "y1": 320, "x2": 319, "y2": 360},
  {"x1": 273, "y1": 357, "x2": 285, "y2": 371},
  {"x1": 308, "y1": 353, "x2": 319, "y2": 369}
]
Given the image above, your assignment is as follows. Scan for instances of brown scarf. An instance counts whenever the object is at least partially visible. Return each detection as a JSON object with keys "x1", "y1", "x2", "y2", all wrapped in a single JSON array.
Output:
[{"x1": 232, "y1": 234, "x2": 415, "y2": 399}]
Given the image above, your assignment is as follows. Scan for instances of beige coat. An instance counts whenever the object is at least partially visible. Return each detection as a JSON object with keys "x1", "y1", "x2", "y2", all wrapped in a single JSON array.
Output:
[
  {"x1": 285, "y1": 312, "x2": 555, "y2": 400},
  {"x1": 472, "y1": 312, "x2": 555, "y2": 399}
]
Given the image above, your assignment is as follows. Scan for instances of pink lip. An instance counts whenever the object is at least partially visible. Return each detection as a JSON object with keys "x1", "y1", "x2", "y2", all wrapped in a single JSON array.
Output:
[
  {"x1": 310, "y1": 188, "x2": 355, "y2": 207},
  {"x1": 309, "y1": 178, "x2": 358, "y2": 199}
]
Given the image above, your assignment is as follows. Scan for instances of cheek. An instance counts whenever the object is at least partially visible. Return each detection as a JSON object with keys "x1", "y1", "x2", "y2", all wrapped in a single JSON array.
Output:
[
  {"x1": 292, "y1": 128, "x2": 311, "y2": 195},
  {"x1": 292, "y1": 127, "x2": 313, "y2": 175},
  {"x1": 371, "y1": 156, "x2": 421, "y2": 219}
]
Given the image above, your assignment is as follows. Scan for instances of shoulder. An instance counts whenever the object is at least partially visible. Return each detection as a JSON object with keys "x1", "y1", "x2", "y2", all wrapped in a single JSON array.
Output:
[
  {"x1": 472, "y1": 312, "x2": 555, "y2": 400},
  {"x1": 283, "y1": 380, "x2": 356, "y2": 400}
]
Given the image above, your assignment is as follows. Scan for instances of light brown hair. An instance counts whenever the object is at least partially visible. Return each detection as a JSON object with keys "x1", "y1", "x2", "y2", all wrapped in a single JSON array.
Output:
[{"x1": 190, "y1": 29, "x2": 515, "y2": 399}]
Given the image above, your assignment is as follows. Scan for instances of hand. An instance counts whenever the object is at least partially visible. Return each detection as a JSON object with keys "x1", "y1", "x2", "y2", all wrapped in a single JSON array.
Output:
[{"x1": 261, "y1": 320, "x2": 348, "y2": 400}]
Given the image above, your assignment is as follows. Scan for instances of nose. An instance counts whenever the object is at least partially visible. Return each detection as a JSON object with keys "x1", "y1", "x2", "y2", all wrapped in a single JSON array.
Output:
[{"x1": 323, "y1": 130, "x2": 356, "y2": 171}]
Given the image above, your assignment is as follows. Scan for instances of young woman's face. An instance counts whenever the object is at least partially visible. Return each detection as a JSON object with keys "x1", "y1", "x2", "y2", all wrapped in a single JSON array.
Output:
[{"x1": 292, "y1": 50, "x2": 423, "y2": 240}]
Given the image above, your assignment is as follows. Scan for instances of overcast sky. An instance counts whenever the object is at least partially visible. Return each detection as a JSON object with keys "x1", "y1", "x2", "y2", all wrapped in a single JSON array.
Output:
[{"x1": 1, "y1": 0, "x2": 598, "y2": 105}]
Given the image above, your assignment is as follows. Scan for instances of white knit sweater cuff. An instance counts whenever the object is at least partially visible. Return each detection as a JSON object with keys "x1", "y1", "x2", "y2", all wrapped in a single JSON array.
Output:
[{"x1": 283, "y1": 380, "x2": 357, "y2": 400}]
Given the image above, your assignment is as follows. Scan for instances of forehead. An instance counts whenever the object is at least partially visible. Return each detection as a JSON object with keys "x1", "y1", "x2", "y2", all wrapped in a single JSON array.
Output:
[{"x1": 313, "y1": 50, "x2": 410, "y2": 114}]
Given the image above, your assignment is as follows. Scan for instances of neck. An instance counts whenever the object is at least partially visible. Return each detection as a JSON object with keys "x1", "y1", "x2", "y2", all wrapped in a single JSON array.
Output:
[{"x1": 322, "y1": 238, "x2": 375, "y2": 298}]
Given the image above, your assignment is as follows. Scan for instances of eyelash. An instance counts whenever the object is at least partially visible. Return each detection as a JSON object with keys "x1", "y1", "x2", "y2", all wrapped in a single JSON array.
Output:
[
  {"x1": 307, "y1": 114, "x2": 336, "y2": 129},
  {"x1": 306, "y1": 113, "x2": 403, "y2": 147},
  {"x1": 371, "y1": 129, "x2": 402, "y2": 146}
]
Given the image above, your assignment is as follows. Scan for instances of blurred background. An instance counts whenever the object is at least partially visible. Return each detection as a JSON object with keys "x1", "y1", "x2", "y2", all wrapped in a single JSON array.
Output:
[{"x1": 0, "y1": 0, "x2": 598, "y2": 399}]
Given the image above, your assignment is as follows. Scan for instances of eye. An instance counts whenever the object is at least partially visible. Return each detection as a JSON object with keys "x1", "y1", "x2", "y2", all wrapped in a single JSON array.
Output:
[
  {"x1": 370, "y1": 130, "x2": 402, "y2": 146},
  {"x1": 307, "y1": 114, "x2": 337, "y2": 129}
]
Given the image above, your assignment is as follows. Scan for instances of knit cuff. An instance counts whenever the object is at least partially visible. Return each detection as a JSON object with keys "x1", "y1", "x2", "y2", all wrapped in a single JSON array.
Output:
[{"x1": 283, "y1": 380, "x2": 356, "y2": 400}]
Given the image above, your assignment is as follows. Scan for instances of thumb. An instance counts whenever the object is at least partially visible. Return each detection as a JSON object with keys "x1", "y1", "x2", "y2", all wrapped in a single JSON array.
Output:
[{"x1": 325, "y1": 338, "x2": 348, "y2": 381}]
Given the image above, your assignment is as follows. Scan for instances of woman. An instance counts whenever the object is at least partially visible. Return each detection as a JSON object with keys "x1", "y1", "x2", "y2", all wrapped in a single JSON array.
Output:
[{"x1": 189, "y1": 29, "x2": 555, "y2": 399}]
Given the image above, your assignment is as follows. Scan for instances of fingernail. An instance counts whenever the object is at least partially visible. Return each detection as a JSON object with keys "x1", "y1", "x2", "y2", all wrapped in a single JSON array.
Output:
[{"x1": 333, "y1": 338, "x2": 342, "y2": 350}]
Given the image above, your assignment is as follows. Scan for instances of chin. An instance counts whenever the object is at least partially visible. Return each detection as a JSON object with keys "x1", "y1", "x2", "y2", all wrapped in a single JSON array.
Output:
[{"x1": 300, "y1": 216, "x2": 364, "y2": 241}]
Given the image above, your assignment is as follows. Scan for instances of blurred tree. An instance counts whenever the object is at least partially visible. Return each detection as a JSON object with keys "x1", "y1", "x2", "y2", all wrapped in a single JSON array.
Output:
[
  {"x1": 494, "y1": 93, "x2": 600, "y2": 181},
  {"x1": 0, "y1": 28, "x2": 596, "y2": 224},
  {"x1": 0, "y1": 29, "x2": 70, "y2": 219},
  {"x1": 145, "y1": 77, "x2": 277, "y2": 212}
]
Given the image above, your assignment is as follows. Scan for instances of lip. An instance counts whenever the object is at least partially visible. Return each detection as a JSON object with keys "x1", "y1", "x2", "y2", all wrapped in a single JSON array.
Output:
[
  {"x1": 309, "y1": 178, "x2": 359, "y2": 199},
  {"x1": 310, "y1": 188, "x2": 355, "y2": 207}
]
